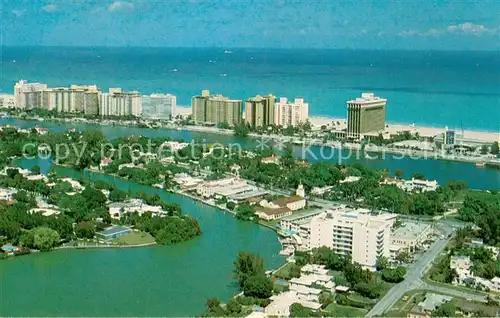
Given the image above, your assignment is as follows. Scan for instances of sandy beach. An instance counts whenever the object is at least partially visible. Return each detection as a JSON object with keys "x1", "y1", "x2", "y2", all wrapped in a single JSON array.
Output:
[{"x1": 175, "y1": 106, "x2": 499, "y2": 143}]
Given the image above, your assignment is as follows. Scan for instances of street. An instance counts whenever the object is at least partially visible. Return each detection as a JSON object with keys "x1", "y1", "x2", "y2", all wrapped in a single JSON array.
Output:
[{"x1": 366, "y1": 224, "x2": 455, "y2": 317}]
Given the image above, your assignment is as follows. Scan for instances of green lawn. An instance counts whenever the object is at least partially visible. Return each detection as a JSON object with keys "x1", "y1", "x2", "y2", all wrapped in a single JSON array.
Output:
[
  {"x1": 273, "y1": 262, "x2": 296, "y2": 279},
  {"x1": 113, "y1": 231, "x2": 156, "y2": 245},
  {"x1": 323, "y1": 303, "x2": 367, "y2": 317}
]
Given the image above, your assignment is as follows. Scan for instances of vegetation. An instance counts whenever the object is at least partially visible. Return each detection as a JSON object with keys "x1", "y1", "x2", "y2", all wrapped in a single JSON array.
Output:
[
  {"x1": 235, "y1": 203, "x2": 256, "y2": 221},
  {"x1": 459, "y1": 191, "x2": 500, "y2": 245},
  {"x1": 381, "y1": 266, "x2": 408, "y2": 283},
  {"x1": 202, "y1": 252, "x2": 273, "y2": 317}
]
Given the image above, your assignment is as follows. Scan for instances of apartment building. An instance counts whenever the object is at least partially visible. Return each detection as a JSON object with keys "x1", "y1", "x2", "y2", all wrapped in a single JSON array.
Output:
[
  {"x1": 347, "y1": 93, "x2": 387, "y2": 139},
  {"x1": 0, "y1": 95, "x2": 16, "y2": 108},
  {"x1": 274, "y1": 97, "x2": 309, "y2": 127},
  {"x1": 14, "y1": 80, "x2": 48, "y2": 109},
  {"x1": 142, "y1": 94, "x2": 176, "y2": 119},
  {"x1": 296, "y1": 205, "x2": 397, "y2": 268},
  {"x1": 99, "y1": 88, "x2": 142, "y2": 117},
  {"x1": 191, "y1": 90, "x2": 242, "y2": 126},
  {"x1": 245, "y1": 94, "x2": 276, "y2": 127}
]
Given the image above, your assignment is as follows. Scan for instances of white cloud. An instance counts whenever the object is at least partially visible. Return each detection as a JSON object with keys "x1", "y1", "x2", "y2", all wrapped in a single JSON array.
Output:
[
  {"x1": 108, "y1": 1, "x2": 134, "y2": 12},
  {"x1": 399, "y1": 22, "x2": 497, "y2": 38},
  {"x1": 424, "y1": 28, "x2": 441, "y2": 36},
  {"x1": 42, "y1": 4, "x2": 58, "y2": 12},
  {"x1": 12, "y1": 9, "x2": 26, "y2": 17},
  {"x1": 446, "y1": 22, "x2": 491, "y2": 35},
  {"x1": 398, "y1": 30, "x2": 420, "y2": 37}
]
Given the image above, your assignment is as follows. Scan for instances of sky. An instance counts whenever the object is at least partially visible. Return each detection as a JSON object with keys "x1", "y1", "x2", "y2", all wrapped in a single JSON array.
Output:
[{"x1": 2, "y1": 0, "x2": 500, "y2": 50}]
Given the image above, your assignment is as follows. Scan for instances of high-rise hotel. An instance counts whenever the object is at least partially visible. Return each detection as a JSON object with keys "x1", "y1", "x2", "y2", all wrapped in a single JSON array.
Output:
[
  {"x1": 13, "y1": 81, "x2": 143, "y2": 117},
  {"x1": 347, "y1": 93, "x2": 387, "y2": 139},
  {"x1": 99, "y1": 88, "x2": 142, "y2": 117},
  {"x1": 14, "y1": 80, "x2": 48, "y2": 109},
  {"x1": 192, "y1": 90, "x2": 242, "y2": 126},
  {"x1": 274, "y1": 97, "x2": 309, "y2": 127},
  {"x1": 245, "y1": 94, "x2": 276, "y2": 127},
  {"x1": 142, "y1": 94, "x2": 176, "y2": 119}
]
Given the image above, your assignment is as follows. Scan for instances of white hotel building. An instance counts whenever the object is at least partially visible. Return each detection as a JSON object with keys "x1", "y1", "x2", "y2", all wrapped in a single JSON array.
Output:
[
  {"x1": 274, "y1": 97, "x2": 309, "y2": 127},
  {"x1": 142, "y1": 93, "x2": 176, "y2": 119},
  {"x1": 290, "y1": 205, "x2": 397, "y2": 268},
  {"x1": 99, "y1": 88, "x2": 142, "y2": 117},
  {"x1": 14, "y1": 80, "x2": 48, "y2": 109}
]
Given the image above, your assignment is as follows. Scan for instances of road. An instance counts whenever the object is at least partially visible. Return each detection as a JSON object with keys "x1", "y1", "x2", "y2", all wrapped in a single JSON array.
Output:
[{"x1": 366, "y1": 224, "x2": 458, "y2": 317}]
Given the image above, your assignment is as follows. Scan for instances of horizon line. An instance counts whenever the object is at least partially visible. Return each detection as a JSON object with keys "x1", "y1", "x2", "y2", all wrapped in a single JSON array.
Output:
[{"x1": 1, "y1": 45, "x2": 499, "y2": 53}]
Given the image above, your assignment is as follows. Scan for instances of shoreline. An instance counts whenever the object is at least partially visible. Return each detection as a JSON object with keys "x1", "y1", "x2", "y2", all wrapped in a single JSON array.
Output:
[
  {"x1": 55, "y1": 241, "x2": 158, "y2": 250},
  {"x1": 4, "y1": 114, "x2": 499, "y2": 168},
  {"x1": 175, "y1": 106, "x2": 500, "y2": 136}
]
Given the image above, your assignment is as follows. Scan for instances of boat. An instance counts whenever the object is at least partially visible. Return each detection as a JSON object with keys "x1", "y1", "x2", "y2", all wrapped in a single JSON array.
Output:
[
  {"x1": 224, "y1": 50, "x2": 233, "y2": 54},
  {"x1": 219, "y1": 73, "x2": 227, "y2": 77},
  {"x1": 476, "y1": 161, "x2": 485, "y2": 168},
  {"x1": 171, "y1": 68, "x2": 178, "y2": 72}
]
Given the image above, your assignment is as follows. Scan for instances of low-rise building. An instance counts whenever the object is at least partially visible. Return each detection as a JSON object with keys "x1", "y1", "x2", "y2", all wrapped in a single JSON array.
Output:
[
  {"x1": 59, "y1": 178, "x2": 85, "y2": 191},
  {"x1": 196, "y1": 177, "x2": 246, "y2": 198},
  {"x1": 108, "y1": 199, "x2": 165, "y2": 219},
  {"x1": 261, "y1": 155, "x2": 280, "y2": 165},
  {"x1": 0, "y1": 188, "x2": 17, "y2": 201},
  {"x1": 255, "y1": 207, "x2": 292, "y2": 221},
  {"x1": 96, "y1": 225, "x2": 133, "y2": 241},
  {"x1": 172, "y1": 173, "x2": 203, "y2": 190},
  {"x1": 265, "y1": 291, "x2": 321, "y2": 317},
  {"x1": 450, "y1": 255, "x2": 472, "y2": 283},
  {"x1": 408, "y1": 293, "x2": 453, "y2": 318},
  {"x1": 401, "y1": 178, "x2": 438, "y2": 192},
  {"x1": 279, "y1": 208, "x2": 324, "y2": 235},
  {"x1": 161, "y1": 141, "x2": 189, "y2": 152},
  {"x1": 391, "y1": 222, "x2": 433, "y2": 254}
]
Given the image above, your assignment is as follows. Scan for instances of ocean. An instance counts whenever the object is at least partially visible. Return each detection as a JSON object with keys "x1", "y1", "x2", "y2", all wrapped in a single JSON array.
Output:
[{"x1": 1, "y1": 46, "x2": 499, "y2": 131}]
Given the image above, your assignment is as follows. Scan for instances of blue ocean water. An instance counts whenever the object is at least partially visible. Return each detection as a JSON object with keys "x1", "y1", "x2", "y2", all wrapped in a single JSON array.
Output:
[{"x1": 1, "y1": 47, "x2": 499, "y2": 131}]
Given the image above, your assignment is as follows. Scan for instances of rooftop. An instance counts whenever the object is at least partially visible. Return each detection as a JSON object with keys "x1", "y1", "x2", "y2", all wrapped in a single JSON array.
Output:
[
  {"x1": 347, "y1": 92, "x2": 387, "y2": 105},
  {"x1": 417, "y1": 293, "x2": 452, "y2": 312},
  {"x1": 228, "y1": 189, "x2": 269, "y2": 201},
  {"x1": 98, "y1": 225, "x2": 132, "y2": 237},
  {"x1": 272, "y1": 195, "x2": 305, "y2": 207},
  {"x1": 281, "y1": 208, "x2": 324, "y2": 222},
  {"x1": 255, "y1": 206, "x2": 291, "y2": 216},
  {"x1": 392, "y1": 222, "x2": 431, "y2": 240}
]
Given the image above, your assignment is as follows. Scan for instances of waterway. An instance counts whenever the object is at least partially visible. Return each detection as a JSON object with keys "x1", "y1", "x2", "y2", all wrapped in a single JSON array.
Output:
[
  {"x1": 0, "y1": 158, "x2": 285, "y2": 316},
  {"x1": 1, "y1": 118, "x2": 499, "y2": 190}
]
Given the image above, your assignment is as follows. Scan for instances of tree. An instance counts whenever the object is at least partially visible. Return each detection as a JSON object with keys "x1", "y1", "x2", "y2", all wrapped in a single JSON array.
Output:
[
  {"x1": 491, "y1": 141, "x2": 499, "y2": 155},
  {"x1": 30, "y1": 165, "x2": 41, "y2": 175},
  {"x1": 205, "y1": 298, "x2": 226, "y2": 316},
  {"x1": 226, "y1": 201, "x2": 236, "y2": 211},
  {"x1": 233, "y1": 252, "x2": 265, "y2": 287},
  {"x1": 381, "y1": 266, "x2": 407, "y2": 283},
  {"x1": 109, "y1": 188, "x2": 127, "y2": 202},
  {"x1": 243, "y1": 274, "x2": 273, "y2": 298},
  {"x1": 31, "y1": 227, "x2": 60, "y2": 251},
  {"x1": 376, "y1": 256, "x2": 389, "y2": 271},
  {"x1": 394, "y1": 169, "x2": 404, "y2": 179},
  {"x1": 234, "y1": 123, "x2": 250, "y2": 137},
  {"x1": 289, "y1": 303, "x2": 316, "y2": 317},
  {"x1": 235, "y1": 203, "x2": 255, "y2": 221},
  {"x1": 75, "y1": 221, "x2": 96, "y2": 239},
  {"x1": 412, "y1": 172, "x2": 426, "y2": 180},
  {"x1": 479, "y1": 145, "x2": 489, "y2": 155},
  {"x1": 226, "y1": 298, "x2": 242, "y2": 315},
  {"x1": 432, "y1": 301, "x2": 456, "y2": 317},
  {"x1": 395, "y1": 250, "x2": 412, "y2": 263}
]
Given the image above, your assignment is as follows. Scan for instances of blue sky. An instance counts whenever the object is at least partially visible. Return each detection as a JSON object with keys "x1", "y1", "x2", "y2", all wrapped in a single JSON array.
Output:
[{"x1": 2, "y1": 0, "x2": 500, "y2": 49}]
